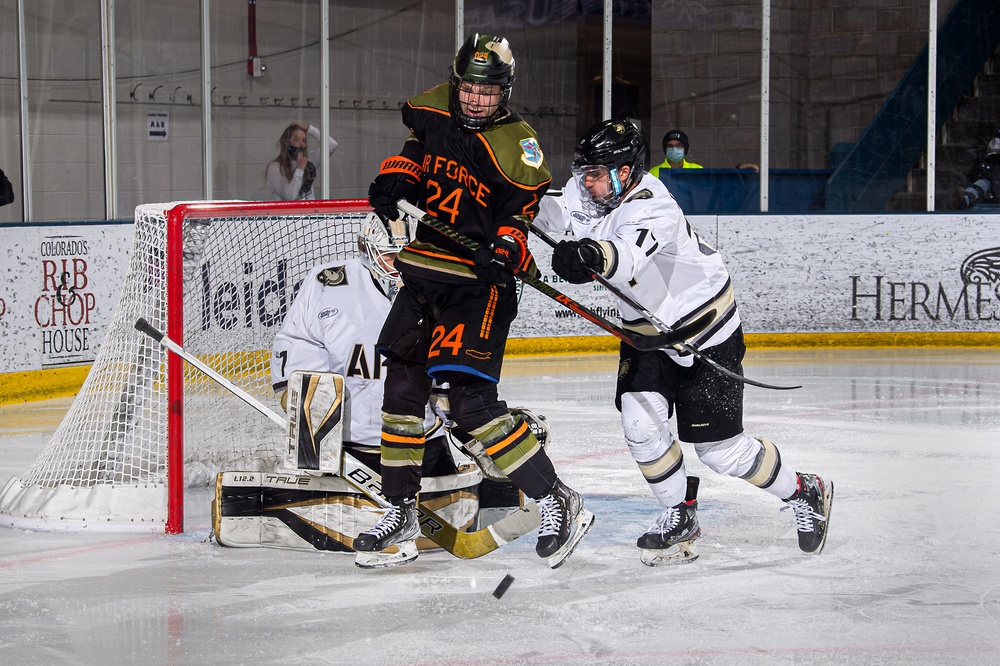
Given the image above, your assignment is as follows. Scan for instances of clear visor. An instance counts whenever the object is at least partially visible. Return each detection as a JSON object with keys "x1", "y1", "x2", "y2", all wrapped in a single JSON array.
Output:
[
  {"x1": 571, "y1": 164, "x2": 610, "y2": 181},
  {"x1": 572, "y1": 163, "x2": 623, "y2": 201}
]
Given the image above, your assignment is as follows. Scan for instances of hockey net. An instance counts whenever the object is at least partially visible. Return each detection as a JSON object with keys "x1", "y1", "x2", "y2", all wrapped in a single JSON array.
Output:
[{"x1": 0, "y1": 199, "x2": 371, "y2": 533}]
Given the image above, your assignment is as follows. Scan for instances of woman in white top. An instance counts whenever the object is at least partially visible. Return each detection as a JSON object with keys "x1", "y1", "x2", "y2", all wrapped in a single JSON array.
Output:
[{"x1": 265, "y1": 123, "x2": 338, "y2": 200}]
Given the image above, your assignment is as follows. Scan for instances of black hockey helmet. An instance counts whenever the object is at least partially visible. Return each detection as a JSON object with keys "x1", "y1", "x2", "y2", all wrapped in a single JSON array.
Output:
[
  {"x1": 572, "y1": 119, "x2": 647, "y2": 214},
  {"x1": 448, "y1": 33, "x2": 515, "y2": 132}
]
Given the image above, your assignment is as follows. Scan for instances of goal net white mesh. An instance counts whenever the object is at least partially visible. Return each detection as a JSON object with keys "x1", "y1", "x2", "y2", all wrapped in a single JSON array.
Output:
[{"x1": 0, "y1": 200, "x2": 369, "y2": 531}]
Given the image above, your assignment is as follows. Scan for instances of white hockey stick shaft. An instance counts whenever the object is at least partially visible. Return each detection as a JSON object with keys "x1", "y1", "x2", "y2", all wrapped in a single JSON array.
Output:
[{"x1": 134, "y1": 318, "x2": 285, "y2": 427}]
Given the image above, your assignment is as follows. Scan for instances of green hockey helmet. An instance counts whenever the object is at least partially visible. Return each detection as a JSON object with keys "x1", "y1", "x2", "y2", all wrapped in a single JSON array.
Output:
[{"x1": 448, "y1": 33, "x2": 515, "y2": 132}]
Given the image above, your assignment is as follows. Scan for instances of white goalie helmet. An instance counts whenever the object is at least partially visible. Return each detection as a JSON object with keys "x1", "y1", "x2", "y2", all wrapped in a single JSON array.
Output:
[{"x1": 358, "y1": 211, "x2": 416, "y2": 297}]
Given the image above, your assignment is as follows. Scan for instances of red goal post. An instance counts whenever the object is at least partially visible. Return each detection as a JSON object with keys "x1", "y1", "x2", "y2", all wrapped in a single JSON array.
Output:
[{"x1": 0, "y1": 199, "x2": 371, "y2": 534}]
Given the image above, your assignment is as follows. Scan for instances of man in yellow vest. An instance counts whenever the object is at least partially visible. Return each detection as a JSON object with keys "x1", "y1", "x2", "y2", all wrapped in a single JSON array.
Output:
[{"x1": 649, "y1": 129, "x2": 703, "y2": 177}]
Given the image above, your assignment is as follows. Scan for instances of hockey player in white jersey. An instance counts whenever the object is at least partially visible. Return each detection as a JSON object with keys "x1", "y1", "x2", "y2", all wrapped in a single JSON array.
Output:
[{"x1": 534, "y1": 119, "x2": 833, "y2": 565}]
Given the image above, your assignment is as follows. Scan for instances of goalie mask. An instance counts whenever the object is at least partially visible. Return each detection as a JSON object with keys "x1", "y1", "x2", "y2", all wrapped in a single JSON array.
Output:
[
  {"x1": 358, "y1": 212, "x2": 415, "y2": 299},
  {"x1": 572, "y1": 119, "x2": 647, "y2": 216},
  {"x1": 448, "y1": 33, "x2": 515, "y2": 132}
]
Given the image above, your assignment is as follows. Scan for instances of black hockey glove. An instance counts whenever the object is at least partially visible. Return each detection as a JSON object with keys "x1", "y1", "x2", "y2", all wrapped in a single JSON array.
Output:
[
  {"x1": 472, "y1": 245, "x2": 511, "y2": 285},
  {"x1": 368, "y1": 156, "x2": 421, "y2": 222},
  {"x1": 552, "y1": 239, "x2": 604, "y2": 284},
  {"x1": 471, "y1": 230, "x2": 525, "y2": 285}
]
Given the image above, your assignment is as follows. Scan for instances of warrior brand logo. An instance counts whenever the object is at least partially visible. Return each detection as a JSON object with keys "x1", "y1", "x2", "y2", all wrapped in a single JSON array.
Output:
[{"x1": 850, "y1": 247, "x2": 1000, "y2": 322}]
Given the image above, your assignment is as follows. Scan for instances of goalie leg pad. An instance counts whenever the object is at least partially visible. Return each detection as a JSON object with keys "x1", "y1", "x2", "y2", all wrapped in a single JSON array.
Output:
[
  {"x1": 214, "y1": 471, "x2": 367, "y2": 552},
  {"x1": 214, "y1": 468, "x2": 483, "y2": 553}
]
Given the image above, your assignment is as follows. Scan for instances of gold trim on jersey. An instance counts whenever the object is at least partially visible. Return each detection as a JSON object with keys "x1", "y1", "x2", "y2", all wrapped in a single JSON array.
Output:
[{"x1": 623, "y1": 279, "x2": 736, "y2": 347}]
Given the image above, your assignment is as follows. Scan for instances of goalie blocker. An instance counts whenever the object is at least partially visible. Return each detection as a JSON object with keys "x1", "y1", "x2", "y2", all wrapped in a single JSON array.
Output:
[{"x1": 212, "y1": 371, "x2": 530, "y2": 553}]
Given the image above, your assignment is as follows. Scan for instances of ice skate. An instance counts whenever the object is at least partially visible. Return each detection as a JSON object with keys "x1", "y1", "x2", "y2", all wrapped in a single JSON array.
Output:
[
  {"x1": 535, "y1": 480, "x2": 594, "y2": 569},
  {"x1": 353, "y1": 498, "x2": 420, "y2": 569},
  {"x1": 637, "y1": 476, "x2": 701, "y2": 566},
  {"x1": 782, "y1": 473, "x2": 833, "y2": 554}
]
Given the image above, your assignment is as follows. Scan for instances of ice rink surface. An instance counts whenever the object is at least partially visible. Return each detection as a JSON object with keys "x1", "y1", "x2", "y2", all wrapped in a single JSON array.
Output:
[{"x1": 1, "y1": 348, "x2": 999, "y2": 665}]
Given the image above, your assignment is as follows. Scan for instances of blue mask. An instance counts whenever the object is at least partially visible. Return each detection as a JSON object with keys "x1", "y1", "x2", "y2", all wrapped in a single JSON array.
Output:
[{"x1": 665, "y1": 147, "x2": 685, "y2": 163}]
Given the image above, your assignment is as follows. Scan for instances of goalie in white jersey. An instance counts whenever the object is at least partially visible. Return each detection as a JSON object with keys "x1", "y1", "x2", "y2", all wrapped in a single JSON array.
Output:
[
  {"x1": 535, "y1": 119, "x2": 833, "y2": 565},
  {"x1": 271, "y1": 213, "x2": 457, "y2": 478}
]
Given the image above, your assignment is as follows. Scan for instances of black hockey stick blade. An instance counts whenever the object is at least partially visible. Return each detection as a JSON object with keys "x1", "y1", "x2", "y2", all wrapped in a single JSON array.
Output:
[{"x1": 395, "y1": 200, "x2": 694, "y2": 350}]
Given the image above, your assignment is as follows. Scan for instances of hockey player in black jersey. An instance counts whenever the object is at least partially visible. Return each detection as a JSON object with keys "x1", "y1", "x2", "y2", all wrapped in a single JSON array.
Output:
[
  {"x1": 535, "y1": 119, "x2": 833, "y2": 565},
  {"x1": 356, "y1": 33, "x2": 593, "y2": 569}
]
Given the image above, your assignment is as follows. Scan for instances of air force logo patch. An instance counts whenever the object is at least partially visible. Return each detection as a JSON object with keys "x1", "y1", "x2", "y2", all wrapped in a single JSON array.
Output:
[
  {"x1": 520, "y1": 137, "x2": 544, "y2": 168},
  {"x1": 316, "y1": 266, "x2": 348, "y2": 287}
]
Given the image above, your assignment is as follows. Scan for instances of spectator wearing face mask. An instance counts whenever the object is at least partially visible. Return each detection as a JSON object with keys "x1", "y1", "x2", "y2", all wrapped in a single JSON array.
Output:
[
  {"x1": 649, "y1": 129, "x2": 703, "y2": 177},
  {"x1": 265, "y1": 123, "x2": 339, "y2": 200}
]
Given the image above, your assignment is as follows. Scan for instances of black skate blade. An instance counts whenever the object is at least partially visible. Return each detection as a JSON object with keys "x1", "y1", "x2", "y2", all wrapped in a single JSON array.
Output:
[
  {"x1": 545, "y1": 509, "x2": 595, "y2": 569},
  {"x1": 354, "y1": 541, "x2": 419, "y2": 569}
]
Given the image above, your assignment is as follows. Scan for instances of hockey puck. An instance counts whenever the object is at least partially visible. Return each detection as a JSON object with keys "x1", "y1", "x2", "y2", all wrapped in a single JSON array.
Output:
[{"x1": 492, "y1": 573, "x2": 514, "y2": 599}]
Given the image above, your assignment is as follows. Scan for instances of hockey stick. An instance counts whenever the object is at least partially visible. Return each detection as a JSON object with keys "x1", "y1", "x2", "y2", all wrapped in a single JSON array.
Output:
[
  {"x1": 525, "y1": 224, "x2": 801, "y2": 391},
  {"x1": 395, "y1": 200, "x2": 707, "y2": 350},
  {"x1": 134, "y1": 317, "x2": 540, "y2": 559}
]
